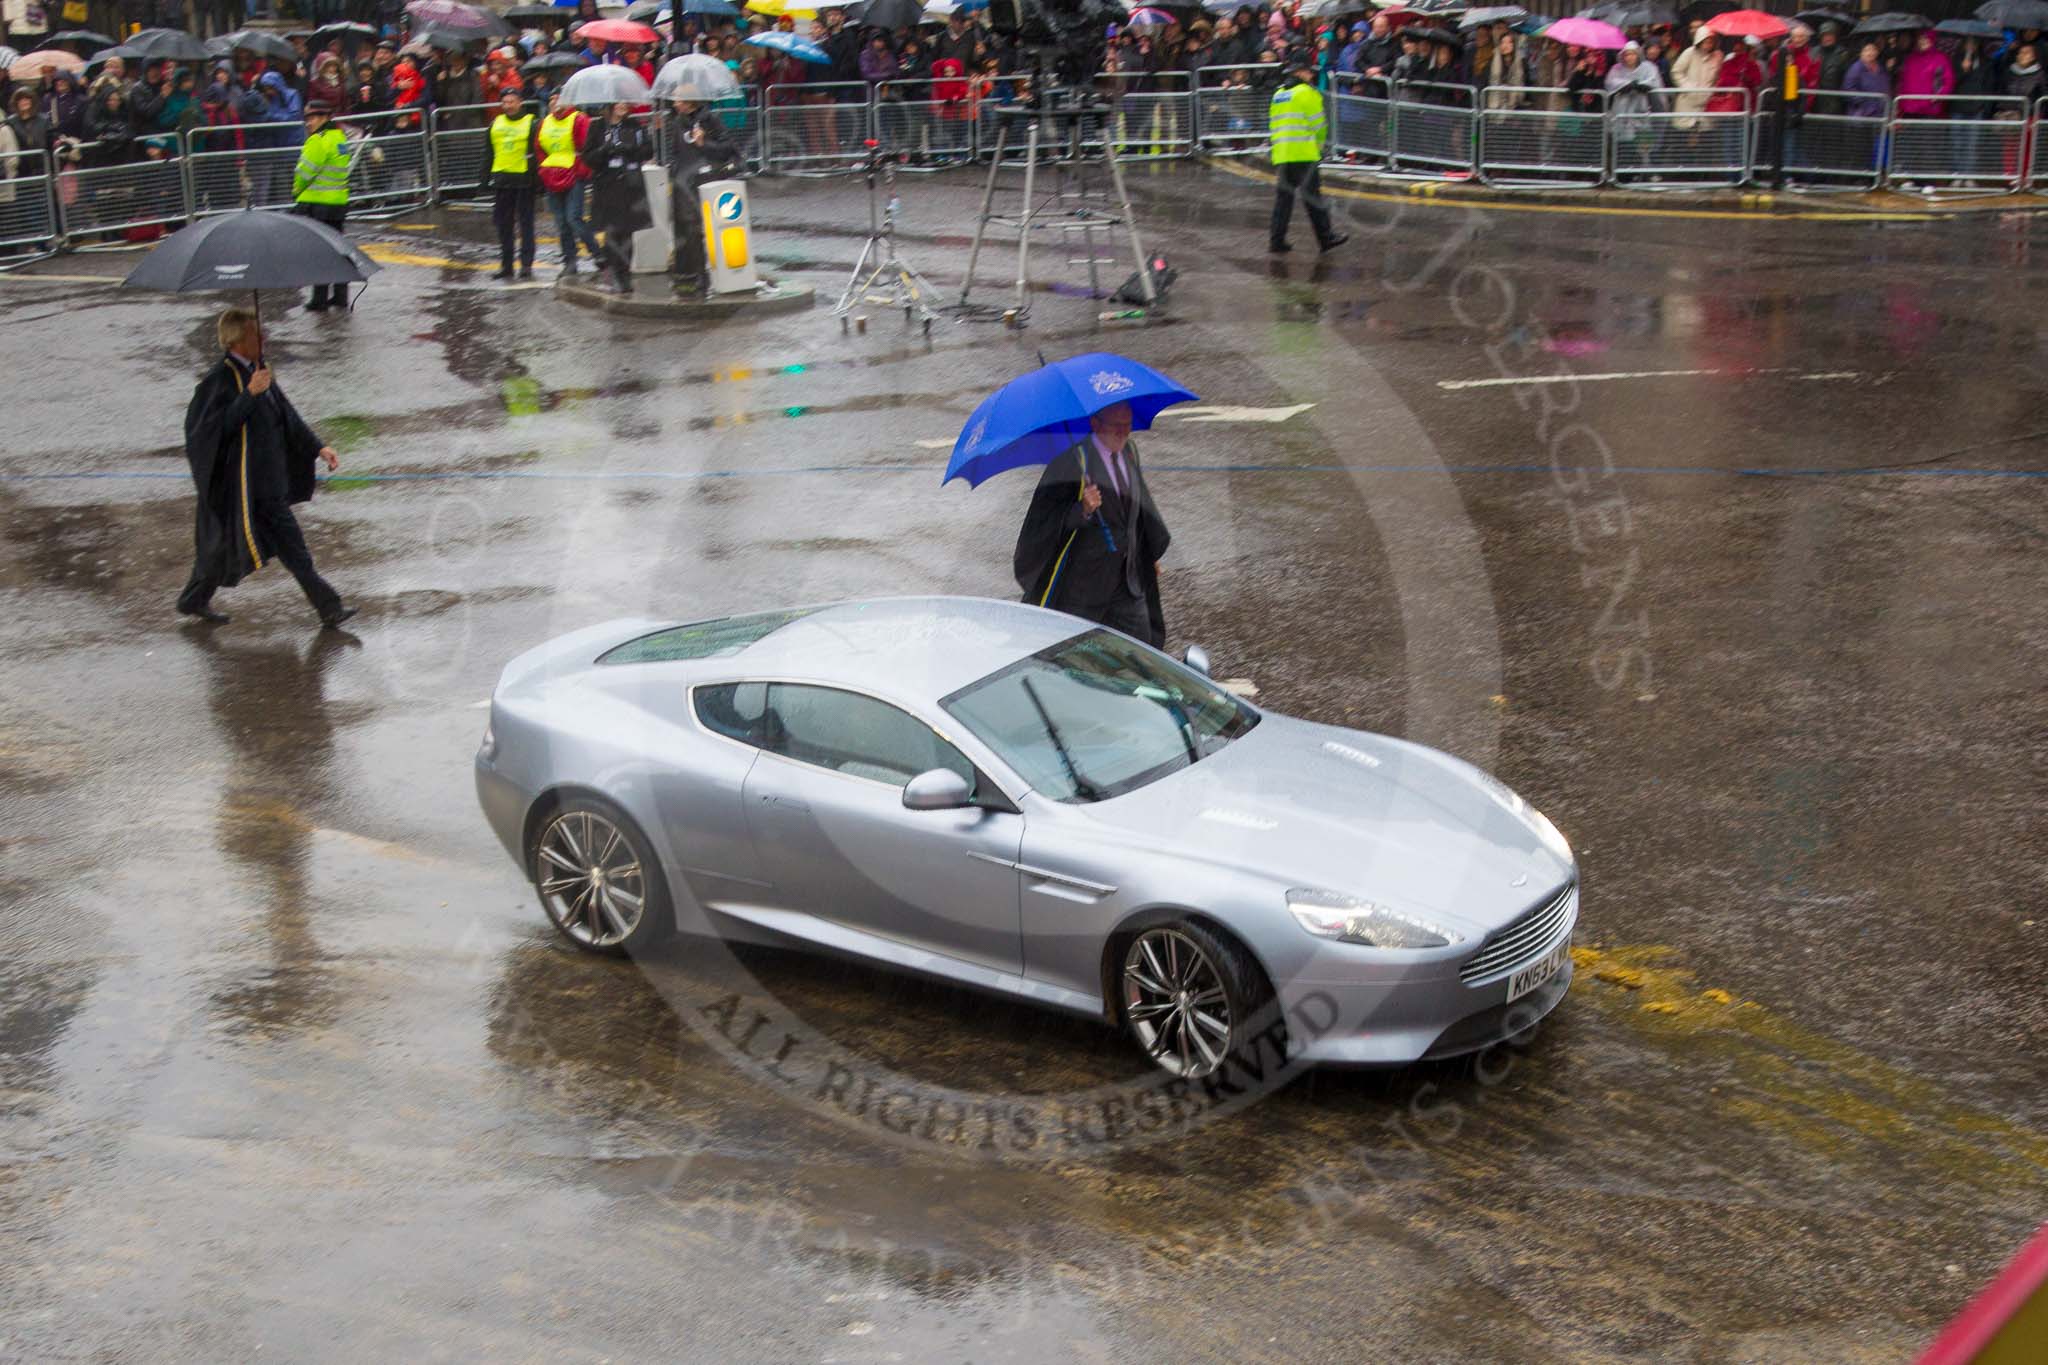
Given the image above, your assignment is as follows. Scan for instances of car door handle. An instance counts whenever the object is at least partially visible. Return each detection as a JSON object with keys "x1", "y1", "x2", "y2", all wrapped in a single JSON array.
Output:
[{"x1": 758, "y1": 793, "x2": 809, "y2": 811}]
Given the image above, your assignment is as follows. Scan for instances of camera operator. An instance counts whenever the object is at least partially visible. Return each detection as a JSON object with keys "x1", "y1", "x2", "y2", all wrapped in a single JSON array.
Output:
[{"x1": 666, "y1": 94, "x2": 737, "y2": 297}]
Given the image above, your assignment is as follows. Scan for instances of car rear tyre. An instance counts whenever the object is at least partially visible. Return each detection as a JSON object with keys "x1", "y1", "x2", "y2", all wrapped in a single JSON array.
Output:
[
  {"x1": 530, "y1": 798, "x2": 674, "y2": 958},
  {"x1": 1120, "y1": 921, "x2": 1272, "y2": 1079}
]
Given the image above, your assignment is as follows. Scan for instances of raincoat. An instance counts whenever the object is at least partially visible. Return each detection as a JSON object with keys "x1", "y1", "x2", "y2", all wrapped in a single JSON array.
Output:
[{"x1": 1897, "y1": 45, "x2": 1954, "y2": 117}]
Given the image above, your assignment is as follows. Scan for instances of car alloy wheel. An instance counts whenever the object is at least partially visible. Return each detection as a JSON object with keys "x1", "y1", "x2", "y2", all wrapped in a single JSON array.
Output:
[
  {"x1": 1122, "y1": 927, "x2": 1237, "y2": 1078},
  {"x1": 535, "y1": 807, "x2": 648, "y2": 951}
]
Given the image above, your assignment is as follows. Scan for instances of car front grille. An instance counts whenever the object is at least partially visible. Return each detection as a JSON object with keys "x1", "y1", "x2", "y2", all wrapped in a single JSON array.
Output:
[{"x1": 1459, "y1": 881, "x2": 1577, "y2": 986}]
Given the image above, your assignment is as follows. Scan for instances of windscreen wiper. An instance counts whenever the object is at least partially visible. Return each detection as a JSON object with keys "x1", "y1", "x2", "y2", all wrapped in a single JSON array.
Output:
[{"x1": 1020, "y1": 675, "x2": 1105, "y2": 802}]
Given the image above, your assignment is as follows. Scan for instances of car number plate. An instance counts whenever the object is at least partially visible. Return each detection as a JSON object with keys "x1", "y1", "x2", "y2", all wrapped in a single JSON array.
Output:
[{"x1": 1507, "y1": 939, "x2": 1571, "y2": 1002}]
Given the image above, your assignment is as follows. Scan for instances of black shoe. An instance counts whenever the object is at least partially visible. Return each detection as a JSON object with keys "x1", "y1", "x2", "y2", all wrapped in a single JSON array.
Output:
[
  {"x1": 178, "y1": 604, "x2": 230, "y2": 625},
  {"x1": 518, "y1": 266, "x2": 535, "y2": 280},
  {"x1": 617, "y1": 274, "x2": 634, "y2": 295},
  {"x1": 490, "y1": 267, "x2": 514, "y2": 280},
  {"x1": 1269, "y1": 241, "x2": 1292, "y2": 254},
  {"x1": 1319, "y1": 233, "x2": 1350, "y2": 253},
  {"x1": 319, "y1": 606, "x2": 358, "y2": 630},
  {"x1": 559, "y1": 263, "x2": 579, "y2": 279},
  {"x1": 305, "y1": 294, "x2": 331, "y2": 312}
]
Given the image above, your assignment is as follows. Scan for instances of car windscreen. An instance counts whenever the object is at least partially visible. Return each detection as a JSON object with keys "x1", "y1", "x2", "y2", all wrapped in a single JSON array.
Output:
[{"x1": 940, "y1": 630, "x2": 1258, "y2": 803}]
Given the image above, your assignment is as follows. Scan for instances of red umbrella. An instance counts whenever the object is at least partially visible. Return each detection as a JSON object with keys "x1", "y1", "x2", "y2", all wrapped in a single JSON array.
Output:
[
  {"x1": 574, "y1": 18, "x2": 661, "y2": 43},
  {"x1": 1705, "y1": 8, "x2": 1789, "y2": 38}
]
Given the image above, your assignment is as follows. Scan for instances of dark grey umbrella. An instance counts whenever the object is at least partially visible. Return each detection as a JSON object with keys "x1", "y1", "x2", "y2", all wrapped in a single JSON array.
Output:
[
  {"x1": 84, "y1": 44, "x2": 140, "y2": 73},
  {"x1": 122, "y1": 210, "x2": 381, "y2": 359},
  {"x1": 204, "y1": 35, "x2": 235, "y2": 58},
  {"x1": 1460, "y1": 6, "x2": 1528, "y2": 31},
  {"x1": 506, "y1": 4, "x2": 566, "y2": 20},
  {"x1": 226, "y1": 29, "x2": 301, "y2": 62},
  {"x1": 312, "y1": 21, "x2": 379, "y2": 49},
  {"x1": 852, "y1": 0, "x2": 926, "y2": 27},
  {"x1": 524, "y1": 51, "x2": 590, "y2": 74},
  {"x1": 1852, "y1": 12, "x2": 1931, "y2": 35},
  {"x1": 1937, "y1": 18, "x2": 2005, "y2": 37},
  {"x1": 41, "y1": 30, "x2": 118, "y2": 53},
  {"x1": 1794, "y1": 7, "x2": 1854, "y2": 26},
  {"x1": 1976, "y1": 0, "x2": 2048, "y2": 27},
  {"x1": 417, "y1": 28, "x2": 482, "y2": 54},
  {"x1": 125, "y1": 28, "x2": 215, "y2": 64}
]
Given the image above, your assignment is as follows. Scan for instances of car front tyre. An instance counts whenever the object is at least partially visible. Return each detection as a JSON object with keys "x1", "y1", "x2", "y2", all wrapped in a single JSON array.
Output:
[
  {"x1": 1120, "y1": 921, "x2": 1273, "y2": 1080},
  {"x1": 529, "y1": 797, "x2": 675, "y2": 959}
]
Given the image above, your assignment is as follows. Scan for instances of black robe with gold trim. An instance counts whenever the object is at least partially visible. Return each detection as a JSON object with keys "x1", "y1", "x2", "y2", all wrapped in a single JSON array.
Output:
[{"x1": 183, "y1": 355, "x2": 323, "y2": 590}]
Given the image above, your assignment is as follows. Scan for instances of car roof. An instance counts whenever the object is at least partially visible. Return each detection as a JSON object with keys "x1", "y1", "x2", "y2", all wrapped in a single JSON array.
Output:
[{"x1": 613, "y1": 596, "x2": 1087, "y2": 704}]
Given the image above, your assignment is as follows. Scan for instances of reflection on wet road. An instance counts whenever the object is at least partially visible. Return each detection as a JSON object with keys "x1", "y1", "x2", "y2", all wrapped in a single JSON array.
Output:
[{"x1": 2, "y1": 164, "x2": 2044, "y2": 1361}]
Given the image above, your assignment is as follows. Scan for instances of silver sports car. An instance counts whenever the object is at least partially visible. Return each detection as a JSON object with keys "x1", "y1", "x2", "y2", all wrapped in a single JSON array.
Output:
[{"x1": 475, "y1": 597, "x2": 1578, "y2": 1078}]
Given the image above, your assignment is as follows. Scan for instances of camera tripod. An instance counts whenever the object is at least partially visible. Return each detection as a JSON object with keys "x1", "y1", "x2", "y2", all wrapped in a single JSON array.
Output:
[
  {"x1": 834, "y1": 142, "x2": 942, "y2": 333},
  {"x1": 958, "y1": 93, "x2": 1158, "y2": 325}
]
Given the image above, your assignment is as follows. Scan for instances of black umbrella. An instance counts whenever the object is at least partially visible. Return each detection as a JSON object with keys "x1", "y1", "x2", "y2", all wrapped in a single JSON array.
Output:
[
  {"x1": 1852, "y1": 12, "x2": 1931, "y2": 35},
  {"x1": 524, "y1": 50, "x2": 590, "y2": 73},
  {"x1": 40, "y1": 30, "x2": 118, "y2": 53},
  {"x1": 1608, "y1": 3, "x2": 1679, "y2": 25},
  {"x1": 1679, "y1": 0, "x2": 1737, "y2": 21},
  {"x1": 1410, "y1": 25, "x2": 1466, "y2": 47},
  {"x1": 1976, "y1": 0, "x2": 2048, "y2": 26},
  {"x1": 417, "y1": 28, "x2": 481, "y2": 53},
  {"x1": 851, "y1": 0, "x2": 926, "y2": 27},
  {"x1": 205, "y1": 35, "x2": 235, "y2": 58},
  {"x1": 312, "y1": 21, "x2": 379, "y2": 48},
  {"x1": 1459, "y1": 5, "x2": 1527, "y2": 30},
  {"x1": 506, "y1": 3, "x2": 566, "y2": 19},
  {"x1": 1936, "y1": 18, "x2": 2005, "y2": 37},
  {"x1": 286, "y1": 30, "x2": 317, "y2": 42},
  {"x1": 226, "y1": 29, "x2": 301, "y2": 62},
  {"x1": 125, "y1": 28, "x2": 215, "y2": 64},
  {"x1": 1794, "y1": 7, "x2": 1854, "y2": 26},
  {"x1": 85, "y1": 44, "x2": 141, "y2": 72},
  {"x1": 122, "y1": 210, "x2": 381, "y2": 360}
]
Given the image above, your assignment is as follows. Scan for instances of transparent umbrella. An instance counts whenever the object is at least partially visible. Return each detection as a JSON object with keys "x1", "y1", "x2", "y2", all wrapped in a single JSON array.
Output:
[
  {"x1": 653, "y1": 53, "x2": 739, "y2": 101},
  {"x1": 558, "y1": 62, "x2": 654, "y2": 106}
]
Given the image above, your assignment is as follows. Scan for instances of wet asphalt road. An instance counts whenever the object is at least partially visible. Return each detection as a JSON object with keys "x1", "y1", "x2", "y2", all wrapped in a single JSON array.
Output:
[{"x1": 2, "y1": 163, "x2": 2046, "y2": 1363}]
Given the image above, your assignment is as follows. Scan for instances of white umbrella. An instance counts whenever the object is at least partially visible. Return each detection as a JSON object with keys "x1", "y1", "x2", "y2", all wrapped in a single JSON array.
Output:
[
  {"x1": 0, "y1": 46, "x2": 20, "y2": 71},
  {"x1": 558, "y1": 62, "x2": 654, "y2": 105},
  {"x1": 652, "y1": 52, "x2": 738, "y2": 100}
]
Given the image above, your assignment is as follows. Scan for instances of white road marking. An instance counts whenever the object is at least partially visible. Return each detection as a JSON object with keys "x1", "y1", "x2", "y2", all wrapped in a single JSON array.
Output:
[
  {"x1": 1169, "y1": 404, "x2": 1318, "y2": 423},
  {"x1": 0, "y1": 273, "x2": 122, "y2": 285},
  {"x1": 1437, "y1": 367, "x2": 1868, "y2": 391},
  {"x1": 914, "y1": 438, "x2": 954, "y2": 450}
]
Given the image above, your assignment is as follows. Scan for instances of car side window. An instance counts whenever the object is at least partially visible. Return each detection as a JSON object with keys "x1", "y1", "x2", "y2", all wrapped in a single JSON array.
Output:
[
  {"x1": 764, "y1": 684, "x2": 980, "y2": 791},
  {"x1": 694, "y1": 681, "x2": 769, "y2": 746}
]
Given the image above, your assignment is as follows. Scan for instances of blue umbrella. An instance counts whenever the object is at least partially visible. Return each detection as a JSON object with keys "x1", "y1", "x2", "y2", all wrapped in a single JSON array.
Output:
[
  {"x1": 944, "y1": 353, "x2": 1199, "y2": 489},
  {"x1": 744, "y1": 30, "x2": 832, "y2": 63}
]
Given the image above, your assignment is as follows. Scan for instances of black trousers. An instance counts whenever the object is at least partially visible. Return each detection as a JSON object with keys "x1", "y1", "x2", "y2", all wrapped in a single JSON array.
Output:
[
  {"x1": 1270, "y1": 161, "x2": 1336, "y2": 249},
  {"x1": 295, "y1": 202, "x2": 347, "y2": 306},
  {"x1": 493, "y1": 183, "x2": 537, "y2": 271},
  {"x1": 179, "y1": 500, "x2": 342, "y2": 620},
  {"x1": 671, "y1": 184, "x2": 706, "y2": 282}
]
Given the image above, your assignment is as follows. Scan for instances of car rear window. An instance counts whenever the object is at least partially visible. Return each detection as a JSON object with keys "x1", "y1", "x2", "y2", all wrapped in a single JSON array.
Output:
[{"x1": 597, "y1": 609, "x2": 817, "y2": 665}]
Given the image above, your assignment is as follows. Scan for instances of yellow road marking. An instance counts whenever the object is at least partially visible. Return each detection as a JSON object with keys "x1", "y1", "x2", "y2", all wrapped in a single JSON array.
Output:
[
  {"x1": 1211, "y1": 157, "x2": 1941, "y2": 223},
  {"x1": 360, "y1": 244, "x2": 497, "y2": 272},
  {"x1": 1570, "y1": 944, "x2": 2048, "y2": 1196}
]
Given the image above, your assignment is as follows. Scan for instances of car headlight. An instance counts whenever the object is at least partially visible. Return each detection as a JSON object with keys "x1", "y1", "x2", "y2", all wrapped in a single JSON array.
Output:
[
  {"x1": 479, "y1": 718, "x2": 496, "y2": 762},
  {"x1": 1286, "y1": 889, "x2": 1462, "y2": 950}
]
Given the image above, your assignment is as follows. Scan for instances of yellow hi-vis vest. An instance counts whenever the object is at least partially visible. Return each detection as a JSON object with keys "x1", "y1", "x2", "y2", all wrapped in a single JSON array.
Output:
[
  {"x1": 489, "y1": 112, "x2": 534, "y2": 174},
  {"x1": 538, "y1": 111, "x2": 579, "y2": 171},
  {"x1": 293, "y1": 125, "x2": 353, "y2": 206},
  {"x1": 1269, "y1": 79, "x2": 1326, "y2": 165}
]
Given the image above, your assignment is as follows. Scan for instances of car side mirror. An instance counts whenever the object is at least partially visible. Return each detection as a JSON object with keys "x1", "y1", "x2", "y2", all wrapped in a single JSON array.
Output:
[
  {"x1": 1181, "y1": 644, "x2": 1212, "y2": 676},
  {"x1": 903, "y1": 768, "x2": 974, "y2": 811}
]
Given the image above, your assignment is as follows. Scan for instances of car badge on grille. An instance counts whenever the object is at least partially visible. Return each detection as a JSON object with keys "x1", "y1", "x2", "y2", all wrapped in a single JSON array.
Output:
[{"x1": 1510, "y1": 873, "x2": 1529, "y2": 887}]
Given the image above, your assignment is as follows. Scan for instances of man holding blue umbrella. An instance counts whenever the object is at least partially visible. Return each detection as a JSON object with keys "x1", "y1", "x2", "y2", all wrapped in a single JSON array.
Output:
[{"x1": 951, "y1": 353, "x2": 1193, "y2": 648}]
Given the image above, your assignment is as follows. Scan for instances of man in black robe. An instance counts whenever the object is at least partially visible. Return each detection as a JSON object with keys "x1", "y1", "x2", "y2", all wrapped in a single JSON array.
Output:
[
  {"x1": 177, "y1": 307, "x2": 356, "y2": 629},
  {"x1": 1012, "y1": 402, "x2": 1172, "y2": 648}
]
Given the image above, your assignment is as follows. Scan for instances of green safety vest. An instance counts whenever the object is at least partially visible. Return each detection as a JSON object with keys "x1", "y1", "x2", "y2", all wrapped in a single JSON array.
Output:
[
  {"x1": 1268, "y1": 80, "x2": 1326, "y2": 165},
  {"x1": 293, "y1": 126, "x2": 354, "y2": 207}
]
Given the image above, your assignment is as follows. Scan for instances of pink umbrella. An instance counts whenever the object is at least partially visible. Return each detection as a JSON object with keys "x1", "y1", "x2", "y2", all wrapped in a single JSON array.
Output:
[
  {"x1": 575, "y1": 18, "x2": 662, "y2": 43},
  {"x1": 7, "y1": 49, "x2": 86, "y2": 80},
  {"x1": 1541, "y1": 16, "x2": 1628, "y2": 49},
  {"x1": 1705, "y1": 9, "x2": 1789, "y2": 39}
]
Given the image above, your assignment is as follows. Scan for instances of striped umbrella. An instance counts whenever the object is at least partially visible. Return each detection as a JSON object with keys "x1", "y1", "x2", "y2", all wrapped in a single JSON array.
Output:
[{"x1": 1123, "y1": 6, "x2": 1179, "y2": 28}]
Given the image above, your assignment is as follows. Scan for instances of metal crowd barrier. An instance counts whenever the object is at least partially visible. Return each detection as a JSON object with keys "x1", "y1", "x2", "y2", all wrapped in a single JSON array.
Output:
[
  {"x1": 429, "y1": 102, "x2": 498, "y2": 200},
  {"x1": 1772, "y1": 108, "x2": 1887, "y2": 191},
  {"x1": 1477, "y1": 87, "x2": 1606, "y2": 187},
  {"x1": 50, "y1": 143, "x2": 188, "y2": 242},
  {"x1": 1390, "y1": 81, "x2": 1478, "y2": 176},
  {"x1": 760, "y1": 81, "x2": 872, "y2": 174},
  {"x1": 874, "y1": 80, "x2": 978, "y2": 164},
  {"x1": 0, "y1": 149, "x2": 58, "y2": 261},
  {"x1": 1607, "y1": 87, "x2": 1750, "y2": 188},
  {"x1": 1888, "y1": 93, "x2": 2026, "y2": 194},
  {"x1": 1097, "y1": 71, "x2": 1195, "y2": 161},
  {"x1": 1328, "y1": 73, "x2": 1393, "y2": 165},
  {"x1": 1195, "y1": 63, "x2": 1282, "y2": 155},
  {"x1": 187, "y1": 124, "x2": 303, "y2": 216},
  {"x1": 2031, "y1": 96, "x2": 2048, "y2": 194},
  {"x1": 338, "y1": 109, "x2": 432, "y2": 214}
]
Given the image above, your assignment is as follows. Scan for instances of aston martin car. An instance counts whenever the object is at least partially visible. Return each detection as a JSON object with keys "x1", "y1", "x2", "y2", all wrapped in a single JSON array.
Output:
[{"x1": 474, "y1": 597, "x2": 1579, "y2": 1078}]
